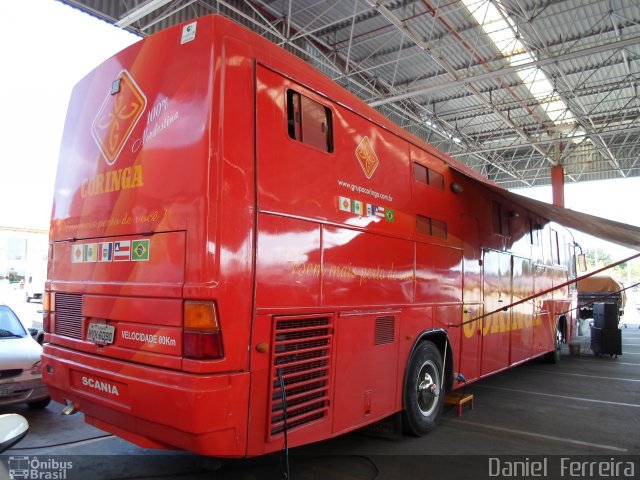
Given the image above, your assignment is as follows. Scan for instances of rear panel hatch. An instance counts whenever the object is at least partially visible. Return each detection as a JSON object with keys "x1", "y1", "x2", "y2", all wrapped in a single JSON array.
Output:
[
  {"x1": 49, "y1": 20, "x2": 216, "y2": 368},
  {"x1": 50, "y1": 20, "x2": 214, "y2": 248},
  {"x1": 51, "y1": 231, "x2": 185, "y2": 368}
]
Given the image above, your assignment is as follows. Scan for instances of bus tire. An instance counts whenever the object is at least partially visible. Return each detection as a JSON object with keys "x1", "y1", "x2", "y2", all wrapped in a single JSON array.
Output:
[
  {"x1": 402, "y1": 341, "x2": 445, "y2": 436},
  {"x1": 544, "y1": 320, "x2": 564, "y2": 364}
]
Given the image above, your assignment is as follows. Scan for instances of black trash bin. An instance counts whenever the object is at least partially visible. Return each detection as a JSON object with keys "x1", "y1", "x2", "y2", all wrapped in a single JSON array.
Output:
[{"x1": 590, "y1": 302, "x2": 622, "y2": 357}]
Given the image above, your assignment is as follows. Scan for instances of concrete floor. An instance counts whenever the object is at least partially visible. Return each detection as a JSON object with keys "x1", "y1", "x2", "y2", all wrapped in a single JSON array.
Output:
[
  {"x1": 1, "y1": 328, "x2": 638, "y2": 480},
  {"x1": 1, "y1": 282, "x2": 639, "y2": 479}
]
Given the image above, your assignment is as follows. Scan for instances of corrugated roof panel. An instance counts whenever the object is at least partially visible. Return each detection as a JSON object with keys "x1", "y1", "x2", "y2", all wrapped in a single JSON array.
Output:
[{"x1": 55, "y1": 0, "x2": 640, "y2": 186}]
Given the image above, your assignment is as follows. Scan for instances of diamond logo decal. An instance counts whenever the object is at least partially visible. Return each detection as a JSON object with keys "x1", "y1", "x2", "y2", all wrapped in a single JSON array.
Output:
[
  {"x1": 91, "y1": 70, "x2": 147, "y2": 165},
  {"x1": 355, "y1": 136, "x2": 379, "y2": 179}
]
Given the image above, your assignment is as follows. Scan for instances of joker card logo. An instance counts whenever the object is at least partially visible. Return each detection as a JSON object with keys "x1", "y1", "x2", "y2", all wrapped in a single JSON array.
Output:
[
  {"x1": 91, "y1": 70, "x2": 147, "y2": 165},
  {"x1": 355, "y1": 136, "x2": 379, "y2": 179}
]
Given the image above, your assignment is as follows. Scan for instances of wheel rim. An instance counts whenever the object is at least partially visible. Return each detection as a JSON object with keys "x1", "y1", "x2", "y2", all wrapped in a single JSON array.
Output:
[
  {"x1": 555, "y1": 327, "x2": 563, "y2": 351},
  {"x1": 416, "y1": 359, "x2": 440, "y2": 417}
]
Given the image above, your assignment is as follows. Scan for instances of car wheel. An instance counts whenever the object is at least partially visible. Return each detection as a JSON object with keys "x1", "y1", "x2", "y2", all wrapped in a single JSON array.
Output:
[{"x1": 27, "y1": 397, "x2": 51, "y2": 410}]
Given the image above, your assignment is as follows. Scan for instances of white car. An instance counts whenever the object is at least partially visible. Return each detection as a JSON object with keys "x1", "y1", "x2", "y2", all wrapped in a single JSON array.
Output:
[{"x1": 0, "y1": 304, "x2": 50, "y2": 409}]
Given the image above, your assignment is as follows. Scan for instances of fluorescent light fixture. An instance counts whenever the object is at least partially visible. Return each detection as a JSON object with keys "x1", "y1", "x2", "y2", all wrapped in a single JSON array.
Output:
[{"x1": 115, "y1": 0, "x2": 174, "y2": 28}]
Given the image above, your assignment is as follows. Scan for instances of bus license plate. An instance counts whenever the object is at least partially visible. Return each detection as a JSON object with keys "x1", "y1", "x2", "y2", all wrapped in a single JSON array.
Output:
[{"x1": 87, "y1": 323, "x2": 115, "y2": 345}]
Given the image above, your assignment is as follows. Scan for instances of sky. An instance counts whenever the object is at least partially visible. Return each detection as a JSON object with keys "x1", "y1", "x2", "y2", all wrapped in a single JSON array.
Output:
[
  {"x1": 0, "y1": 0, "x2": 637, "y2": 260},
  {"x1": 512, "y1": 179, "x2": 640, "y2": 260},
  {"x1": 0, "y1": 0, "x2": 139, "y2": 230}
]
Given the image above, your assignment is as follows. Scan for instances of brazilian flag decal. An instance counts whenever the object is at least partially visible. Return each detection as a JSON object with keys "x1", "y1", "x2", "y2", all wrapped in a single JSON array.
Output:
[
  {"x1": 385, "y1": 209, "x2": 395, "y2": 222},
  {"x1": 132, "y1": 239, "x2": 150, "y2": 261}
]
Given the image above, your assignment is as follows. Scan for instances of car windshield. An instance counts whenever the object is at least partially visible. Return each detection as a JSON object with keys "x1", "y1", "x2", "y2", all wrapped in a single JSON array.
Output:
[{"x1": 0, "y1": 306, "x2": 27, "y2": 338}]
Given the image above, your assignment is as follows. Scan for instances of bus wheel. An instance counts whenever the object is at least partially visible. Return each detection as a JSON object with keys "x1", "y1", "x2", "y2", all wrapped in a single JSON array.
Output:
[
  {"x1": 544, "y1": 321, "x2": 564, "y2": 364},
  {"x1": 403, "y1": 341, "x2": 445, "y2": 436}
]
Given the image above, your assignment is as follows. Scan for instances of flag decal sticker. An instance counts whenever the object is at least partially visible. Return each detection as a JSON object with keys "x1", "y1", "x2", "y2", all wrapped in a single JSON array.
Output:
[
  {"x1": 338, "y1": 196, "x2": 351, "y2": 212},
  {"x1": 70, "y1": 239, "x2": 151, "y2": 263},
  {"x1": 114, "y1": 241, "x2": 131, "y2": 261},
  {"x1": 84, "y1": 243, "x2": 97, "y2": 262},
  {"x1": 385, "y1": 209, "x2": 395, "y2": 222},
  {"x1": 98, "y1": 242, "x2": 113, "y2": 262},
  {"x1": 72, "y1": 245, "x2": 84, "y2": 263},
  {"x1": 338, "y1": 196, "x2": 394, "y2": 223},
  {"x1": 132, "y1": 239, "x2": 150, "y2": 261}
]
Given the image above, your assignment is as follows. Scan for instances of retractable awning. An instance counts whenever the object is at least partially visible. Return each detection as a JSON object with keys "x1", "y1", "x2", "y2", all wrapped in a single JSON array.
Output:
[
  {"x1": 443, "y1": 161, "x2": 640, "y2": 323},
  {"x1": 494, "y1": 186, "x2": 640, "y2": 251},
  {"x1": 448, "y1": 160, "x2": 640, "y2": 251}
]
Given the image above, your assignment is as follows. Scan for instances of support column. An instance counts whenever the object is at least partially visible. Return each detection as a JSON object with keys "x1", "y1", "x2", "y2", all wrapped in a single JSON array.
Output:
[{"x1": 551, "y1": 166, "x2": 565, "y2": 207}]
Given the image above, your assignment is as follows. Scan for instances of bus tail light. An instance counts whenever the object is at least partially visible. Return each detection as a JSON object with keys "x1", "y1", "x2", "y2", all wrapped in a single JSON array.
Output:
[
  {"x1": 183, "y1": 301, "x2": 224, "y2": 359},
  {"x1": 42, "y1": 291, "x2": 53, "y2": 333}
]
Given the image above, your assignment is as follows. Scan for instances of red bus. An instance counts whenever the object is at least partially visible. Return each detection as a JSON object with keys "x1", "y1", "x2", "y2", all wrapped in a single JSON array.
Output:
[{"x1": 42, "y1": 14, "x2": 575, "y2": 457}]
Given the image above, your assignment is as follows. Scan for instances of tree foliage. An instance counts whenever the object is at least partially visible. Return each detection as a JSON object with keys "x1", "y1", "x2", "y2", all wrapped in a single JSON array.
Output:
[{"x1": 584, "y1": 247, "x2": 639, "y2": 284}]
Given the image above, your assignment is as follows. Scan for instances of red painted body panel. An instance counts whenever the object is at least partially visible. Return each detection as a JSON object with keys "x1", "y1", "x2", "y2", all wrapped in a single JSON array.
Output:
[
  {"x1": 43, "y1": 15, "x2": 575, "y2": 457},
  {"x1": 332, "y1": 311, "x2": 400, "y2": 433},
  {"x1": 45, "y1": 345, "x2": 249, "y2": 456}
]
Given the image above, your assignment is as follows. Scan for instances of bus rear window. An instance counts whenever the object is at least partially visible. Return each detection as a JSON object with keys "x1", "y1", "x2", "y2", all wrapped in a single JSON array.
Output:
[{"x1": 287, "y1": 90, "x2": 334, "y2": 152}]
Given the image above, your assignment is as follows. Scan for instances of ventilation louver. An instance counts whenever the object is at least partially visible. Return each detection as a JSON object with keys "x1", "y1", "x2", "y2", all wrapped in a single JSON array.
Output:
[{"x1": 269, "y1": 315, "x2": 333, "y2": 437}]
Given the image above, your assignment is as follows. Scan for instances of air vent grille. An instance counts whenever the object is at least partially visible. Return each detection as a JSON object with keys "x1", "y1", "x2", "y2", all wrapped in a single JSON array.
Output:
[
  {"x1": 55, "y1": 293, "x2": 84, "y2": 339},
  {"x1": 375, "y1": 316, "x2": 395, "y2": 345},
  {"x1": 269, "y1": 315, "x2": 332, "y2": 437}
]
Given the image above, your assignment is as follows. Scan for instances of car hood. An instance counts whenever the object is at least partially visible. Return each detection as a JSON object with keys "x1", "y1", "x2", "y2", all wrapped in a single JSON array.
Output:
[{"x1": 0, "y1": 336, "x2": 42, "y2": 370}]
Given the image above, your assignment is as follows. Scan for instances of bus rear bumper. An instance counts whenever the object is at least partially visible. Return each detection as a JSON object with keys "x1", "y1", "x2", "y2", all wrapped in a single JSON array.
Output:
[{"x1": 42, "y1": 344, "x2": 250, "y2": 457}]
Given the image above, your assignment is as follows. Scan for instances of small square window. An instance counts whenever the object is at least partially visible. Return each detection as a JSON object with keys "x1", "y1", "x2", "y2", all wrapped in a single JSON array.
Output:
[
  {"x1": 413, "y1": 162, "x2": 444, "y2": 190},
  {"x1": 416, "y1": 215, "x2": 447, "y2": 239},
  {"x1": 413, "y1": 163, "x2": 428, "y2": 185},
  {"x1": 431, "y1": 218, "x2": 447, "y2": 239},
  {"x1": 287, "y1": 89, "x2": 333, "y2": 152},
  {"x1": 428, "y1": 169, "x2": 445, "y2": 190},
  {"x1": 413, "y1": 163, "x2": 445, "y2": 190},
  {"x1": 417, "y1": 215, "x2": 431, "y2": 235}
]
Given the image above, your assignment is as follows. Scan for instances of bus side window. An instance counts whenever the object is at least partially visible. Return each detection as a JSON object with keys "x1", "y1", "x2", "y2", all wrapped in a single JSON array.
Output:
[
  {"x1": 287, "y1": 91, "x2": 302, "y2": 141},
  {"x1": 552, "y1": 230, "x2": 562, "y2": 265},
  {"x1": 413, "y1": 162, "x2": 444, "y2": 190},
  {"x1": 431, "y1": 218, "x2": 447, "y2": 238},
  {"x1": 492, "y1": 201, "x2": 502, "y2": 235},
  {"x1": 416, "y1": 215, "x2": 448, "y2": 239},
  {"x1": 492, "y1": 201, "x2": 510, "y2": 237},
  {"x1": 428, "y1": 169, "x2": 444, "y2": 190},
  {"x1": 287, "y1": 89, "x2": 334, "y2": 152},
  {"x1": 529, "y1": 218, "x2": 540, "y2": 246},
  {"x1": 413, "y1": 163, "x2": 428, "y2": 184}
]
